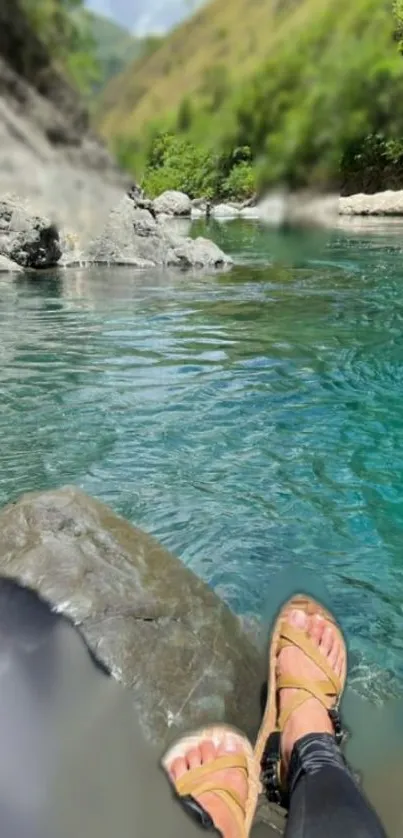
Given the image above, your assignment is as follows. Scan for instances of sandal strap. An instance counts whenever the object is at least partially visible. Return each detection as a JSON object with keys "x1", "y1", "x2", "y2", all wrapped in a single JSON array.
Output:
[
  {"x1": 278, "y1": 689, "x2": 323, "y2": 730},
  {"x1": 278, "y1": 625, "x2": 342, "y2": 694},
  {"x1": 177, "y1": 767, "x2": 247, "y2": 837},
  {"x1": 277, "y1": 675, "x2": 337, "y2": 702},
  {"x1": 176, "y1": 753, "x2": 247, "y2": 797},
  {"x1": 205, "y1": 788, "x2": 246, "y2": 836},
  {"x1": 179, "y1": 780, "x2": 245, "y2": 813}
]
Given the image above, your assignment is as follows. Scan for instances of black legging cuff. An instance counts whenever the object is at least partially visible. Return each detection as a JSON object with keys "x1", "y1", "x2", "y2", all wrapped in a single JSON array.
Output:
[{"x1": 288, "y1": 733, "x2": 354, "y2": 797}]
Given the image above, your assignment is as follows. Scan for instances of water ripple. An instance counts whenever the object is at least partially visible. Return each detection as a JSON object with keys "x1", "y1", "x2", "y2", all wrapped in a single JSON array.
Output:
[{"x1": 1, "y1": 223, "x2": 403, "y2": 697}]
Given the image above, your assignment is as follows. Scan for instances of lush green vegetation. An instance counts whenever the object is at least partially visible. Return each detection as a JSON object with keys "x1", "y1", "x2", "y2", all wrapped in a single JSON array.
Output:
[
  {"x1": 141, "y1": 134, "x2": 256, "y2": 200},
  {"x1": 99, "y1": 0, "x2": 403, "y2": 197}
]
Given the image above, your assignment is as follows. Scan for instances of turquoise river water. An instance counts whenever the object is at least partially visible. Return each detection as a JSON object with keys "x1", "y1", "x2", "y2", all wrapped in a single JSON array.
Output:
[{"x1": 1, "y1": 217, "x2": 403, "y2": 708}]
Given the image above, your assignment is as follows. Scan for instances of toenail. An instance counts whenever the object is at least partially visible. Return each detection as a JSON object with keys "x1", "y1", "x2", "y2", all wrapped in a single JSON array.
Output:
[
  {"x1": 223, "y1": 736, "x2": 238, "y2": 752},
  {"x1": 289, "y1": 609, "x2": 307, "y2": 629}
]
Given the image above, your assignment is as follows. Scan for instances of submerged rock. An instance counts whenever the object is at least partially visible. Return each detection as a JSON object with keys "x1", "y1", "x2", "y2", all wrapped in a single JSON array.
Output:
[
  {"x1": 81, "y1": 195, "x2": 232, "y2": 270},
  {"x1": 153, "y1": 190, "x2": 192, "y2": 217},
  {"x1": 0, "y1": 487, "x2": 263, "y2": 749},
  {"x1": 0, "y1": 199, "x2": 61, "y2": 268}
]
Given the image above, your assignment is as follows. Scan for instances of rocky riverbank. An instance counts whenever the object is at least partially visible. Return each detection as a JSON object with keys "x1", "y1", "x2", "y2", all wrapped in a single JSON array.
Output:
[
  {"x1": 339, "y1": 189, "x2": 403, "y2": 216},
  {"x1": 155, "y1": 188, "x2": 403, "y2": 222},
  {"x1": 4, "y1": 183, "x2": 403, "y2": 276}
]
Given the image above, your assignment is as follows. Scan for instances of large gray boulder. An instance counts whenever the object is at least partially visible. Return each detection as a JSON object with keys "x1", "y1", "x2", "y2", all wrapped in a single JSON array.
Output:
[
  {"x1": 0, "y1": 199, "x2": 61, "y2": 268},
  {"x1": 0, "y1": 487, "x2": 263, "y2": 749},
  {"x1": 81, "y1": 195, "x2": 232, "y2": 270},
  {"x1": 153, "y1": 190, "x2": 192, "y2": 217}
]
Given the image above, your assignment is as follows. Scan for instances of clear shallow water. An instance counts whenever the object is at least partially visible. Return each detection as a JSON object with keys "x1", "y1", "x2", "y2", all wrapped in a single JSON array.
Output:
[{"x1": 2, "y1": 218, "x2": 403, "y2": 698}]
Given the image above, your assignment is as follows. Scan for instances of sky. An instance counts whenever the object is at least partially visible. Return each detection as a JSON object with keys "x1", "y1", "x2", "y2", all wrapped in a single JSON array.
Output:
[{"x1": 84, "y1": 0, "x2": 205, "y2": 35}]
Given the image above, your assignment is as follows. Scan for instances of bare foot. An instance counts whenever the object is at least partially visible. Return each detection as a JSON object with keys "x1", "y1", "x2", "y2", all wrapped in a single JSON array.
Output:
[
  {"x1": 169, "y1": 734, "x2": 248, "y2": 838},
  {"x1": 278, "y1": 609, "x2": 344, "y2": 771}
]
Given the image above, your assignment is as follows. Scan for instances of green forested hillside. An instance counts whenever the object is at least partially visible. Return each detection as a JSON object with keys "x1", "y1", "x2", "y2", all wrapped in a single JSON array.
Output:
[{"x1": 96, "y1": 0, "x2": 403, "y2": 196}]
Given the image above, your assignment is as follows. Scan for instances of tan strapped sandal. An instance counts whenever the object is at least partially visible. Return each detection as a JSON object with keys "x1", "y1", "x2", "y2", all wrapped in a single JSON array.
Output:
[
  {"x1": 162, "y1": 724, "x2": 260, "y2": 837},
  {"x1": 255, "y1": 594, "x2": 348, "y2": 807}
]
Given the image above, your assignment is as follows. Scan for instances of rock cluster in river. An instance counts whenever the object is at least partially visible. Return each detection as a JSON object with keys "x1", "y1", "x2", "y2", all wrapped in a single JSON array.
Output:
[
  {"x1": 77, "y1": 193, "x2": 232, "y2": 269},
  {"x1": 0, "y1": 193, "x2": 232, "y2": 273}
]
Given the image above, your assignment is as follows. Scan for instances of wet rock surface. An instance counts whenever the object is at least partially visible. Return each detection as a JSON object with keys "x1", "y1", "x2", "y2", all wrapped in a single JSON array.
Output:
[{"x1": 0, "y1": 487, "x2": 263, "y2": 749}]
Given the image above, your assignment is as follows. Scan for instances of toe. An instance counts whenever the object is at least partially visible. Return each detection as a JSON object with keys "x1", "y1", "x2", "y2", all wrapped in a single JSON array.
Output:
[
  {"x1": 186, "y1": 747, "x2": 202, "y2": 770},
  {"x1": 310, "y1": 614, "x2": 325, "y2": 646},
  {"x1": 320, "y1": 625, "x2": 334, "y2": 657},
  {"x1": 200, "y1": 740, "x2": 216, "y2": 765},
  {"x1": 170, "y1": 756, "x2": 188, "y2": 782},
  {"x1": 328, "y1": 640, "x2": 339, "y2": 669},
  {"x1": 216, "y1": 734, "x2": 243, "y2": 757},
  {"x1": 289, "y1": 608, "x2": 308, "y2": 631}
]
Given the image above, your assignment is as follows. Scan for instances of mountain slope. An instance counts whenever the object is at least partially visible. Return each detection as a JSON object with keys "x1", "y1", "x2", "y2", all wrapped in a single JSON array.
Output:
[
  {"x1": 96, "y1": 0, "x2": 403, "y2": 192},
  {"x1": 97, "y1": 0, "x2": 280, "y2": 140}
]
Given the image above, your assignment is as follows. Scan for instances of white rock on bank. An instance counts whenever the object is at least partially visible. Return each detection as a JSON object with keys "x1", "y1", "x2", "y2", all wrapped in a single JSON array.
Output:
[
  {"x1": 211, "y1": 203, "x2": 240, "y2": 219},
  {"x1": 153, "y1": 190, "x2": 192, "y2": 217},
  {"x1": 339, "y1": 190, "x2": 403, "y2": 216},
  {"x1": 239, "y1": 207, "x2": 261, "y2": 219}
]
